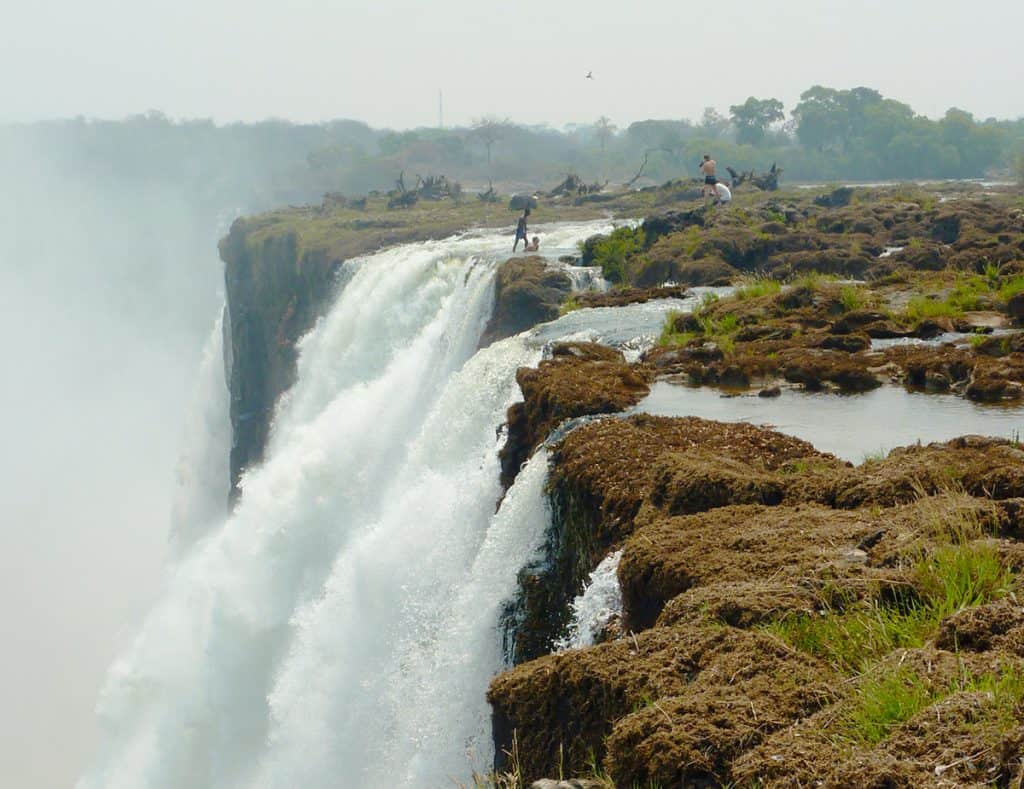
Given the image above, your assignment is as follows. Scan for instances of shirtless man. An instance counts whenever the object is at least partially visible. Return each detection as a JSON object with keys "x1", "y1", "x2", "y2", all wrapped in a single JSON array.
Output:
[{"x1": 700, "y1": 154, "x2": 717, "y2": 205}]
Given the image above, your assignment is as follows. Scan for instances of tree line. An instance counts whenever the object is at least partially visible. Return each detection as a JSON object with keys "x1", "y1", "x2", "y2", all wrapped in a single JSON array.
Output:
[{"x1": 5, "y1": 86, "x2": 1023, "y2": 208}]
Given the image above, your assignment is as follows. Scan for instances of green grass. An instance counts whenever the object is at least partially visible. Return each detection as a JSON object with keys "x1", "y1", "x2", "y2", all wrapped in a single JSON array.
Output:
[
  {"x1": 788, "y1": 271, "x2": 839, "y2": 290},
  {"x1": 559, "y1": 296, "x2": 583, "y2": 316},
  {"x1": 658, "y1": 308, "x2": 740, "y2": 353},
  {"x1": 839, "y1": 285, "x2": 866, "y2": 312},
  {"x1": 765, "y1": 539, "x2": 1015, "y2": 675},
  {"x1": 914, "y1": 540, "x2": 1015, "y2": 617},
  {"x1": 904, "y1": 294, "x2": 964, "y2": 322},
  {"x1": 734, "y1": 275, "x2": 781, "y2": 300},
  {"x1": 860, "y1": 448, "x2": 888, "y2": 464},
  {"x1": 837, "y1": 664, "x2": 941, "y2": 745},
  {"x1": 998, "y1": 274, "x2": 1024, "y2": 301},
  {"x1": 835, "y1": 663, "x2": 1024, "y2": 747}
]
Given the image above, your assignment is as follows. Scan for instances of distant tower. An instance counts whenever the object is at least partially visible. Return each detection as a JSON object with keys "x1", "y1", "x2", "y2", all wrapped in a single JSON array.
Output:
[{"x1": 439, "y1": 90, "x2": 444, "y2": 129}]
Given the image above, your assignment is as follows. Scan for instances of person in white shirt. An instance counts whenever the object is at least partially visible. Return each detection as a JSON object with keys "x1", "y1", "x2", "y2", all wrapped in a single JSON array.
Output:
[{"x1": 714, "y1": 182, "x2": 732, "y2": 205}]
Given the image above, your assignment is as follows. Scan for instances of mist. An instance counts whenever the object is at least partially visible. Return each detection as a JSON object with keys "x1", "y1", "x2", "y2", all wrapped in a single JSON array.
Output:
[{"x1": 0, "y1": 133, "x2": 233, "y2": 788}]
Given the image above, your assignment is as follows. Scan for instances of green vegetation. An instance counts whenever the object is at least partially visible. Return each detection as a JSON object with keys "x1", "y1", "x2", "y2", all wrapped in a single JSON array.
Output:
[
  {"x1": 839, "y1": 285, "x2": 866, "y2": 312},
  {"x1": 904, "y1": 294, "x2": 964, "y2": 322},
  {"x1": 734, "y1": 275, "x2": 782, "y2": 300},
  {"x1": 765, "y1": 538, "x2": 1015, "y2": 675},
  {"x1": 836, "y1": 663, "x2": 1024, "y2": 746},
  {"x1": 788, "y1": 271, "x2": 839, "y2": 290},
  {"x1": 898, "y1": 268, "x2": 1024, "y2": 326},
  {"x1": 11, "y1": 82, "x2": 1023, "y2": 215},
  {"x1": 837, "y1": 664, "x2": 943, "y2": 745},
  {"x1": 558, "y1": 296, "x2": 583, "y2": 316},
  {"x1": 579, "y1": 226, "x2": 647, "y2": 284}
]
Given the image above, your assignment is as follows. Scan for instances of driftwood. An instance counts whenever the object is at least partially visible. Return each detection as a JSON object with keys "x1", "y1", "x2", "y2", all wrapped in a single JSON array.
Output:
[
  {"x1": 478, "y1": 179, "x2": 499, "y2": 203},
  {"x1": 387, "y1": 172, "x2": 459, "y2": 208},
  {"x1": 547, "y1": 173, "x2": 585, "y2": 197},
  {"x1": 726, "y1": 163, "x2": 783, "y2": 191},
  {"x1": 626, "y1": 147, "x2": 682, "y2": 188}
]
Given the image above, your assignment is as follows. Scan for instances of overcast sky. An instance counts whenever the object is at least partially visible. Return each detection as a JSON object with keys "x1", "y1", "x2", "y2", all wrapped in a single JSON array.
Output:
[{"x1": 3, "y1": 0, "x2": 1022, "y2": 129}]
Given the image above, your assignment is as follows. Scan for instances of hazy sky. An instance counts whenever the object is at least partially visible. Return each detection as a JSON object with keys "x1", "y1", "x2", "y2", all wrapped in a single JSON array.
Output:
[{"x1": 3, "y1": 0, "x2": 1022, "y2": 129}]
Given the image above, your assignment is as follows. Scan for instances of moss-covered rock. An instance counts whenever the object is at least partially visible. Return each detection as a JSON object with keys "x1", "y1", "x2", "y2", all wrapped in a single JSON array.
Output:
[{"x1": 479, "y1": 257, "x2": 572, "y2": 347}]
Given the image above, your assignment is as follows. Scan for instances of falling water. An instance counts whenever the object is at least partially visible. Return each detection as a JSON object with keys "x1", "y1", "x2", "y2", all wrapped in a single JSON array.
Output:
[{"x1": 80, "y1": 222, "x2": 625, "y2": 789}]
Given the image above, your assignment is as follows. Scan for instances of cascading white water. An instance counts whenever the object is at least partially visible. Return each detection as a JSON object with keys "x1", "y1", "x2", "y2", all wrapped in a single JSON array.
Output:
[
  {"x1": 555, "y1": 550, "x2": 624, "y2": 651},
  {"x1": 80, "y1": 221, "x2": 626, "y2": 789},
  {"x1": 170, "y1": 312, "x2": 231, "y2": 553}
]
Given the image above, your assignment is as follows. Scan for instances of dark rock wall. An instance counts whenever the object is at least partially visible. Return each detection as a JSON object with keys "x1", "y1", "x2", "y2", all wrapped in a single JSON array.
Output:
[{"x1": 220, "y1": 219, "x2": 344, "y2": 501}]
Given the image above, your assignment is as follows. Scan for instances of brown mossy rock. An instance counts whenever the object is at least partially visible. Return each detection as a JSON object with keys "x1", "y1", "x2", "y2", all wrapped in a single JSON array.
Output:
[
  {"x1": 487, "y1": 625, "x2": 835, "y2": 784},
  {"x1": 498, "y1": 343, "x2": 651, "y2": 489},
  {"x1": 618, "y1": 504, "x2": 881, "y2": 631},
  {"x1": 834, "y1": 437, "x2": 1024, "y2": 509},
  {"x1": 817, "y1": 332, "x2": 871, "y2": 352},
  {"x1": 574, "y1": 284, "x2": 689, "y2": 308},
  {"x1": 778, "y1": 347, "x2": 881, "y2": 392},
  {"x1": 863, "y1": 494, "x2": 1024, "y2": 568},
  {"x1": 768, "y1": 248, "x2": 875, "y2": 279},
  {"x1": 550, "y1": 415, "x2": 833, "y2": 532},
  {"x1": 828, "y1": 689, "x2": 1024, "y2": 788},
  {"x1": 507, "y1": 416, "x2": 838, "y2": 661},
  {"x1": 604, "y1": 669, "x2": 832, "y2": 788},
  {"x1": 731, "y1": 647, "x2": 990, "y2": 787},
  {"x1": 479, "y1": 257, "x2": 573, "y2": 347},
  {"x1": 633, "y1": 239, "x2": 737, "y2": 286},
  {"x1": 891, "y1": 240, "x2": 950, "y2": 271},
  {"x1": 656, "y1": 580, "x2": 820, "y2": 628},
  {"x1": 646, "y1": 450, "x2": 787, "y2": 515},
  {"x1": 936, "y1": 597, "x2": 1024, "y2": 653}
]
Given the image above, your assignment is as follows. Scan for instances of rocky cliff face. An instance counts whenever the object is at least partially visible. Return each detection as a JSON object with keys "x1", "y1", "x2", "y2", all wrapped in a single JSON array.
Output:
[{"x1": 220, "y1": 219, "x2": 344, "y2": 500}]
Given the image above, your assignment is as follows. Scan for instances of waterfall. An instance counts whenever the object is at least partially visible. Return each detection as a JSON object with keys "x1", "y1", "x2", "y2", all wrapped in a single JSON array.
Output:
[
  {"x1": 170, "y1": 311, "x2": 231, "y2": 553},
  {"x1": 555, "y1": 550, "x2": 624, "y2": 652},
  {"x1": 80, "y1": 222, "x2": 630, "y2": 789}
]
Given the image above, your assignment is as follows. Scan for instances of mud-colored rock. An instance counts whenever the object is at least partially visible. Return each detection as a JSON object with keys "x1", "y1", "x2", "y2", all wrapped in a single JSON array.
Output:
[
  {"x1": 488, "y1": 625, "x2": 835, "y2": 784},
  {"x1": 498, "y1": 343, "x2": 651, "y2": 490},
  {"x1": 479, "y1": 257, "x2": 573, "y2": 348},
  {"x1": 618, "y1": 504, "x2": 879, "y2": 630}
]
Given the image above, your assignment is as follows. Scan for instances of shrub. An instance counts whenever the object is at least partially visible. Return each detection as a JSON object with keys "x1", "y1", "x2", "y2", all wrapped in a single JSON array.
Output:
[{"x1": 579, "y1": 226, "x2": 646, "y2": 284}]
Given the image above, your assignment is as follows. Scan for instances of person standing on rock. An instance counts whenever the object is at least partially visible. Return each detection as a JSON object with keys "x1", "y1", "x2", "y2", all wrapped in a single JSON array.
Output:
[
  {"x1": 513, "y1": 208, "x2": 530, "y2": 252},
  {"x1": 700, "y1": 154, "x2": 718, "y2": 205}
]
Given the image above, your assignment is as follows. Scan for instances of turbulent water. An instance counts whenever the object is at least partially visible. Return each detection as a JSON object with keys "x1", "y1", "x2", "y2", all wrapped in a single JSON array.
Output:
[{"x1": 80, "y1": 222, "x2": 637, "y2": 789}]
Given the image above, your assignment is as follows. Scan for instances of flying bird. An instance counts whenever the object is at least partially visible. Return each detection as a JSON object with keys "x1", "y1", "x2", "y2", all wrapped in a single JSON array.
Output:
[{"x1": 585, "y1": 71, "x2": 594, "y2": 80}]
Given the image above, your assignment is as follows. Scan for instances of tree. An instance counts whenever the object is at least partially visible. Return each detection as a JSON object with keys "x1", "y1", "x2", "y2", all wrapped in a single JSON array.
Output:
[
  {"x1": 729, "y1": 97, "x2": 785, "y2": 146},
  {"x1": 471, "y1": 117, "x2": 509, "y2": 164},
  {"x1": 595, "y1": 116, "x2": 617, "y2": 153},
  {"x1": 698, "y1": 107, "x2": 731, "y2": 139}
]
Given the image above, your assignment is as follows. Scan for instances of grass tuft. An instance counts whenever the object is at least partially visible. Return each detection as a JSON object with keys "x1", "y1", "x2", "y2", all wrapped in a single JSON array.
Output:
[{"x1": 734, "y1": 275, "x2": 782, "y2": 301}]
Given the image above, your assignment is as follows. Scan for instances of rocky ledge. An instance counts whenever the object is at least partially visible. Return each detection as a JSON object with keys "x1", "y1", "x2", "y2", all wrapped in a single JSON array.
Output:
[{"x1": 489, "y1": 338, "x2": 1024, "y2": 786}]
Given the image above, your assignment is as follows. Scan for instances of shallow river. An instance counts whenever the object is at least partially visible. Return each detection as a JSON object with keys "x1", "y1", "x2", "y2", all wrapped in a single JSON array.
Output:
[{"x1": 633, "y1": 382, "x2": 1024, "y2": 463}]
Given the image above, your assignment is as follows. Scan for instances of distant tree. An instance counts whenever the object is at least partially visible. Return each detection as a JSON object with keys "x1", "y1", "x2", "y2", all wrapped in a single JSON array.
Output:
[
  {"x1": 471, "y1": 117, "x2": 509, "y2": 164},
  {"x1": 729, "y1": 97, "x2": 785, "y2": 146},
  {"x1": 595, "y1": 116, "x2": 617, "y2": 153},
  {"x1": 698, "y1": 107, "x2": 731, "y2": 139}
]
